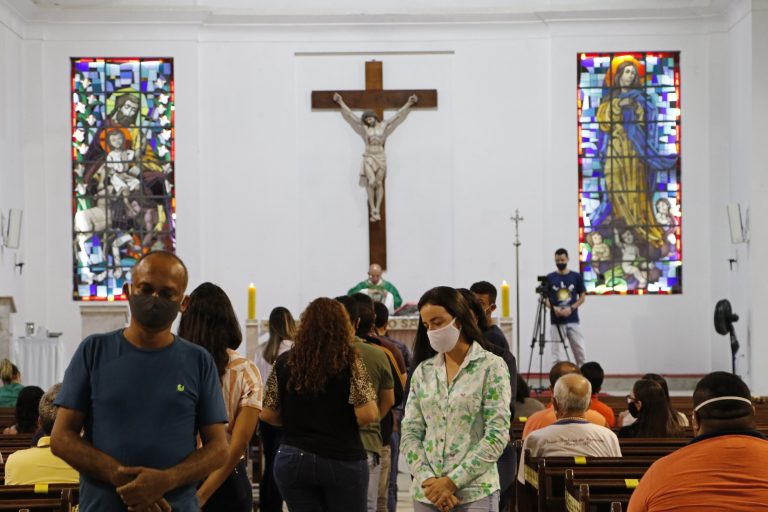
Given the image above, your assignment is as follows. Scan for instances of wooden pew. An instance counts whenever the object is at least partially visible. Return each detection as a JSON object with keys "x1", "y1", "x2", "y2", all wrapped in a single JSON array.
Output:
[
  {"x1": 0, "y1": 408, "x2": 15, "y2": 430},
  {"x1": 0, "y1": 484, "x2": 77, "y2": 511},
  {"x1": 565, "y1": 469, "x2": 638, "y2": 512},
  {"x1": 518, "y1": 452, "x2": 656, "y2": 512}
]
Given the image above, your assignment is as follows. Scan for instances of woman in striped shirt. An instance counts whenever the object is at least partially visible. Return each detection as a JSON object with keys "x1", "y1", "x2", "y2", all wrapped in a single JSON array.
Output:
[{"x1": 179, "y1": 282, "x2": 263, "y2": 512}]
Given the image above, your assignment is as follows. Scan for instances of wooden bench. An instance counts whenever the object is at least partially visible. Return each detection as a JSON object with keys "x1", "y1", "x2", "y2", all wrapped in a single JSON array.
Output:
[
  {"x1": 518, "y1": 452, "x2": 657, "y2": 512},
  {"x1": 564, "y1": 469, "x2": 639, "y2": 512},
  {"x1": 0, "y1": 484, "x2": 78, "y2": 511}
]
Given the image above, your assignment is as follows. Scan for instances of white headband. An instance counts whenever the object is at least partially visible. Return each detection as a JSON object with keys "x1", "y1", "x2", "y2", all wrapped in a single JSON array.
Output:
[{"x1": 693, "y1": 396, "x2": 752, "y2": 412}]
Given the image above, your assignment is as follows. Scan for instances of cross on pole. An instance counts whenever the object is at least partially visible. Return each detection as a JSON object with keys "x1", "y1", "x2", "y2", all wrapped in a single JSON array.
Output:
[
  {"x1": 312, "y1": 60, "x2": 437, "y2": 269},
  {"x1": 511, "y1": 209, "x2": 524, "y2": 359}
]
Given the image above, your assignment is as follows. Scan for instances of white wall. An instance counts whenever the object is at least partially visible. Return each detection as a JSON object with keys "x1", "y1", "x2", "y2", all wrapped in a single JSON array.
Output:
[
  {"x1": 0, "y1": 4, "x2": 24, "y2": 331},
  {"x1": 7, "y1": 10, "x2": 760, "y2": 384}
]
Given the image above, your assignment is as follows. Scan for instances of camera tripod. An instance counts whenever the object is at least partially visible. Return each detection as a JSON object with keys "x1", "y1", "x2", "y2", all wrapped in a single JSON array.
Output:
[{"x1": 525, "y1": 291, "x2": 572, "y2": 392}]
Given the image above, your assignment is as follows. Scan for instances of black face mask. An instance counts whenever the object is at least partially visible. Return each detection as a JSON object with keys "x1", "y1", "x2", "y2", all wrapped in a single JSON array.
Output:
[
  {"x1": 627, "y1": 402, "x2": 640, "y2": 418},
  {"x1": 128, "y1": 293, "x2": 180, "y2": 330},
  {"x1": 556, "y1": 262, "x2": 567, "y2": 271}
]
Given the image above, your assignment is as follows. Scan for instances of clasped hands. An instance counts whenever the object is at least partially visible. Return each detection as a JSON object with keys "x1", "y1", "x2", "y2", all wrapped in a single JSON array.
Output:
[
  {"x1": 554, "y1": 306, "x2": 573, "y2": 317},
  {"x1": 422, "y1": 477, "x2": 459, "y2": 512},
  {"x1": 113, "y1": 465, "x2": 173, "y2": 512}
]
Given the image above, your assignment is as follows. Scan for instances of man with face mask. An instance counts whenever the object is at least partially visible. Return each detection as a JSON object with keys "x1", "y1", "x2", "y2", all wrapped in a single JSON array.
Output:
[
  {"x1": 546, "y1": 248, "x2": 587, "y2": 366},
  {"x1": 628, "y1": 372, "x2": 768, "y2": 512},
  {"x1": 51, "y1": 252, "x2": 228, "y2": 512}
]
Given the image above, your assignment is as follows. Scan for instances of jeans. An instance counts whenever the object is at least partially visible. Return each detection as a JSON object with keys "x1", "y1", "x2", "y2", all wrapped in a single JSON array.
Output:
[
  {"x1": 413, "y1": 491, "x2": 500, "y2": 512},
  {"x1": 367, "y1": 451, "x2": 382, "y2": 512},
  {"x1": 550, "y1": 322, "x2": 586, "y2": 366},
  {"x1": 274, "y1": 444, "x2": 368, "y2": 512},
  {"x1": 202, "y1": 459, "x2": 252, "y2": 512},
  {"x1": 259, "y1": 422, "x2": 284, "y2": 512}
]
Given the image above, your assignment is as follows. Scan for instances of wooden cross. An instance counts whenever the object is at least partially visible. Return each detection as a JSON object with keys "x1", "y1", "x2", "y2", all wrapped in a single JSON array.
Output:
[{"x1": 312, "y1": 60, "x2": 437, "y2": 269}]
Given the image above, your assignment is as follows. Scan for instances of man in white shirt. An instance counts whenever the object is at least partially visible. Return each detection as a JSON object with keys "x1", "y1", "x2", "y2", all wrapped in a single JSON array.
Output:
[{"x1": 518, "y1": 373, "x2": 621, "y2": 483}]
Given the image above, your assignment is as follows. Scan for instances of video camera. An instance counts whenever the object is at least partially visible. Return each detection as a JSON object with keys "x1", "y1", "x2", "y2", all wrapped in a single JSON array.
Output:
[{"x1": 535, "y1": 275, "x2": 550, "y2": 295}]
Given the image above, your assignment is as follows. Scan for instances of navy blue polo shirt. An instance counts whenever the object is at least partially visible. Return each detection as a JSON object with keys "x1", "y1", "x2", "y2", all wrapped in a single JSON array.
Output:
[{"x1": 56, "y1": 330, "x2": 227, "y2": 511}]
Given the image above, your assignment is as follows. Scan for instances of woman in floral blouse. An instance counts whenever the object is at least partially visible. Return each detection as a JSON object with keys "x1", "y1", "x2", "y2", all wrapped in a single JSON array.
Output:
[{"x1": 402, "y1": 287, "x2": 511, "y2": 512}]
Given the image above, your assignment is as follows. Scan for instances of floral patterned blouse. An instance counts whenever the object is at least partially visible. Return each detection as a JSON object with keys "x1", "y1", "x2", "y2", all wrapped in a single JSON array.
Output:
[{"x1": 401, "y1": 342, "x2": 511, "y2": 504}]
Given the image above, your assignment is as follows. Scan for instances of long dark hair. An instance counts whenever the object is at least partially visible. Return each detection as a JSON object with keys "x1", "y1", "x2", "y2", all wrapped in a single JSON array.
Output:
[
  {"x1": 288, "y1": 298, "x2": 356, "y2": 395},
  {"x1": 412, "y1": 287, "x2": 489, "y2": 368},
  {"x1": 632, "y1": 379, "x2": 683, "y2": 437},
  {"x1": 15, "y1": 386, "x2": 44, "y2": 433},
  {"x1": 264, "y1": 307, "x2": 297, "y2": 365},
  {"x1": 642, "y1": 373, "x2": 685, "y2": 427},
  {"x1": 178, "y1": 282, "x2": 242, "y2": 379}
]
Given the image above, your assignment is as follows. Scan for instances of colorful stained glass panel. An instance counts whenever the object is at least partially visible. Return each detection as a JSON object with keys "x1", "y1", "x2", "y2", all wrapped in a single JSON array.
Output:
[
  {"x1": 71, "y1": 58, "x2": 175, "y2": 301},
  {"x1": 578, "y1": 52, "x2": 681, "y2": 294}
]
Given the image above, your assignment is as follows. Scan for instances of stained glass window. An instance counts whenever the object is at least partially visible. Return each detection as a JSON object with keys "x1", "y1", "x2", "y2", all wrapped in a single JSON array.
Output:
[
  {"x1": 578, "y1": 52, "x2": 681, "y2": 294},
  {"x1": 71, "y1": 58, "x2": 175, "y2": 301}
]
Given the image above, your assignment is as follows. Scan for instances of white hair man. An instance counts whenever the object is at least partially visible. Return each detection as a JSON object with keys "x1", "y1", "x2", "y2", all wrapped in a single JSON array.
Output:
[{"x1": 517, "y1": 373, "x2": 621, "y2": 483}]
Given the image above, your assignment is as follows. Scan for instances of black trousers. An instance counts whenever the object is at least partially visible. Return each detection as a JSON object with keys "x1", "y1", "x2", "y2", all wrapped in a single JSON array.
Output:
[
  {"x1": 202, "y1": 459, "x2": 252, "y2": 512},
  {"x1": 260, "y1": 421, "x2": 285, "y2": 512}
]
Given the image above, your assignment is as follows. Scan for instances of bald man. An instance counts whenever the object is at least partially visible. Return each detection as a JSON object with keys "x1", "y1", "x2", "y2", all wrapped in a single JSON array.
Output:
[
  {"x1": 52, "y1": 252, "x2": 228, "y2": 512},
  {"x1": 518, "y1": 373, "x2": 621, "y2": 483},
  {"x1": 348, "y1": 263, "x2": 403, "y2": 313}
]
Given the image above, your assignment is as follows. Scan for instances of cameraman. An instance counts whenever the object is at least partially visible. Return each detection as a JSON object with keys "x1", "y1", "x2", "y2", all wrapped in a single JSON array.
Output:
[{"x1": 546, "y1": 248, "x2": 587, "y2": 366}]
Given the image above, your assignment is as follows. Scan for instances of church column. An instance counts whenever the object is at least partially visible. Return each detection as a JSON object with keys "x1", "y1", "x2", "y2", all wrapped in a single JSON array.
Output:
[
  {"x1": 748, "y1": 2, "x2": 768, "y2": 395},
  {"x1": 0, "y1": 297, "x2": 17, "y2": 361}
]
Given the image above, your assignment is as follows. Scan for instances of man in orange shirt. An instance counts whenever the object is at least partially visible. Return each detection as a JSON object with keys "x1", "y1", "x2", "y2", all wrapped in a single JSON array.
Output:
[
  {"x1": 522, "y1": 361, "x2": 607, "y2": 439},
  {"x1": 581, "y1": 361, "x2": 616, "y2": 427},
  {"x1": 628, "y1": 372, "x2": 768, "y2": 512}
]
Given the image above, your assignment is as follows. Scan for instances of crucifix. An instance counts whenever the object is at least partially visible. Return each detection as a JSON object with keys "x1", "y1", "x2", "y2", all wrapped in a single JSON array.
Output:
[
  {"x1": 312, "y1": 60, "x2": 437, "y2": 269},
  {"x1": 510, "y1": 209, "x2": 524, "y2": 359}
]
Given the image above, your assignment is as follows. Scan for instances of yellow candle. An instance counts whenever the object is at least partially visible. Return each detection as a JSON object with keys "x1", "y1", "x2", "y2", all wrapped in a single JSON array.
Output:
[
  {"x1": 501, "y1": 280, "x2": 510, "y2": 318},
  {"x1": 247, "y1": 283, "x2": 256, "y2": 320}
]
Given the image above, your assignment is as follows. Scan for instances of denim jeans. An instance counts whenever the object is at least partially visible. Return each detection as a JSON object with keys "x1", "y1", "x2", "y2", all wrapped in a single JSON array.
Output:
[{"x1": 273, "y1": 444, "x2": 368, "y2": 512}]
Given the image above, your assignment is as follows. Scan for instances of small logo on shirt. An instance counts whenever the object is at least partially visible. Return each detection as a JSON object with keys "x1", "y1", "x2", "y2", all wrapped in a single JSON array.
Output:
[{"x1": 176, "y1": 384, "x2": 185, "y2": 392}]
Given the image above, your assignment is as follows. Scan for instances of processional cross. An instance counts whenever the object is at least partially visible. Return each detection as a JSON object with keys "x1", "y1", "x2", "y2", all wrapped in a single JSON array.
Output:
[{"x1": 312, "y1": 60, "x2": 437, "y2": 269}]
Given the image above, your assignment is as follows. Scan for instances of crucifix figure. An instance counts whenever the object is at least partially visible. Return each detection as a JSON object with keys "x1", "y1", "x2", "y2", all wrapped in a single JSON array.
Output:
[
  {"x1": 312, "y1": 60, "x2": 437, "y2": 268},
  {"x1": 333, "y1": 92, "x2": 417, "y2": 223}
]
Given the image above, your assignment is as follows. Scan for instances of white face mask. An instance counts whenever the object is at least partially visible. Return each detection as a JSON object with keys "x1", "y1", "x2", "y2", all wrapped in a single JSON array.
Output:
[{"x1": 427, "y1": 318, "x2": 461, "y2": 353}]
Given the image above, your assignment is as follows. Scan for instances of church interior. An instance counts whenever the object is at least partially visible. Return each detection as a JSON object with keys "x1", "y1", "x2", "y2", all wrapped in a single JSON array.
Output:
[{"x1": 1, "y1": 1, "x2": 768, "y2": 510}]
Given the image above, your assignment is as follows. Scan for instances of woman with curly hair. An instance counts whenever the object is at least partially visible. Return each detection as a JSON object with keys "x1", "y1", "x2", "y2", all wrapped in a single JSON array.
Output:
[
  {"x1": 178, "y1": 282, "x2": 262, "y2": 512},
  {"x1": 260, "y1": 297, "x2": 379, "y2": 512}
]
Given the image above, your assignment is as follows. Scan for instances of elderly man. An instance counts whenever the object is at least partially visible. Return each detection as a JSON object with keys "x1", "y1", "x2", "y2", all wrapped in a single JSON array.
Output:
[
  {"x1": 51, "y1": 252, "x2": 228, "y2": 512},
  {"x1": 348, "y1": 263, "x2": 403, "y2": 313},
  {"x1": 522, "y1": 361, "x2": 608, "y2": 438},
  {"x1": 4, "y1": 383, "x2": 78, "y2": 485},
  {"x1": 628, "y1": 372, "x2": 768, "y2": 511},
  {"x1": 518, "y1": 373, "x2": 621, "y2": 483}
]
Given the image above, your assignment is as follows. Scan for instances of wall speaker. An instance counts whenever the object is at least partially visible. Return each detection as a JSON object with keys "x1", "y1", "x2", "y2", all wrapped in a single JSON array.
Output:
[{"x1": 4, "y1": 209, "x2": 22, "y2": 249}]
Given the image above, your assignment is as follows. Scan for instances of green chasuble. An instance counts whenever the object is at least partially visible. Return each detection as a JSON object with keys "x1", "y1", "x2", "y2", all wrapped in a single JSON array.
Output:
[{"x1": 348, "y1": 279, "x2": 403, "y2": 309}]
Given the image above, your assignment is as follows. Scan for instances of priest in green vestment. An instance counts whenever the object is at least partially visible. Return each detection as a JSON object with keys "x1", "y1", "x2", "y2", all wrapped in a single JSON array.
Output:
[{"x1": 348, "y1": 263, "x2": 402, "y2": 313}]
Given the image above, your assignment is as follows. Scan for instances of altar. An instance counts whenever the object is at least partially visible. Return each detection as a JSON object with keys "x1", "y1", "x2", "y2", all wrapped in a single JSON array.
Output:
[
  {"x1": 11, "y1": 335, "x2": 65, "y2": 391},
  {"x1": 245, "y1": 316, "x2": 514, "y2": 362}
]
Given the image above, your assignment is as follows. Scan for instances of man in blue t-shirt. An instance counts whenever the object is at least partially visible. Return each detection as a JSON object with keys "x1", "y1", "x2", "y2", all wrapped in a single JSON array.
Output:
[
  {"x1": 51, "y1": 252, "x2": 228, "y2": 512},
  {"x1": 546, "y1": 248, "x2": 587, "y2": 366}
]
